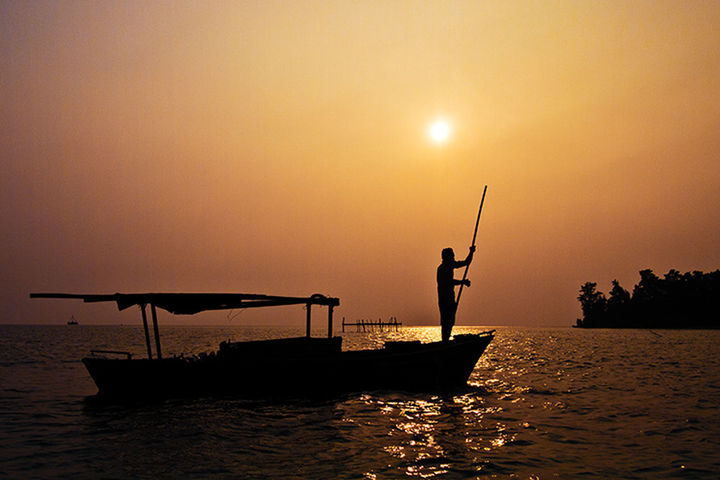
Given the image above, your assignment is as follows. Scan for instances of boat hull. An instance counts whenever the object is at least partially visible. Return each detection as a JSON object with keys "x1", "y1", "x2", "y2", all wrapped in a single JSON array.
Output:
[{"x1": 82, "y1": 332, "x2": 494, "y2": 399}]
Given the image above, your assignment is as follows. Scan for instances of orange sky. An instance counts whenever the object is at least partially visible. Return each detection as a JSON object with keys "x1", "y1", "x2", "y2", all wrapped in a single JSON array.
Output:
[{"x1": 3, "y1": 1, "x2": 720, "y2": 326}]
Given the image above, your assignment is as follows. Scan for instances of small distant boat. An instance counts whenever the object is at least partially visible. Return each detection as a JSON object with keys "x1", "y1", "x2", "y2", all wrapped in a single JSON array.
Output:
[
  {"x1": 31, "y1": 292, "x2": 494, "y2": 399},
  {"x1": 67, "y1": 315, "x2": 78, "y2": 325}
]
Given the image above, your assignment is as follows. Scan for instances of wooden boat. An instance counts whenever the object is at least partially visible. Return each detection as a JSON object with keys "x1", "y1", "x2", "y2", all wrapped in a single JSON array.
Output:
[{"x1": 30, "y1": 292, "x2": 494, "y2": 398}]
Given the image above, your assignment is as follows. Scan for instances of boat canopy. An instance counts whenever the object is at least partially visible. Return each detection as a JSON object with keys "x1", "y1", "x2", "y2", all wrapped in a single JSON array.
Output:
[
  {"x1": 30, "y1": 292, "x2": 341, "y2": 360},
  {"x1": 29, "y1": 292, "x2": 339, "y2": 315}
]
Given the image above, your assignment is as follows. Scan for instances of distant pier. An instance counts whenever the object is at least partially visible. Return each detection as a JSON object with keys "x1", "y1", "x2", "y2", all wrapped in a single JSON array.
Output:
[{"x1": 342, "y1": 317, "x2": 401, "y2": 332}]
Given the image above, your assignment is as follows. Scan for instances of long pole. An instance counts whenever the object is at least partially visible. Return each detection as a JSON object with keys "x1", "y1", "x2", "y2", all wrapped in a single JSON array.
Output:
[{"x1": 456, "y1": 185, "x2": 488, "y2": 306}]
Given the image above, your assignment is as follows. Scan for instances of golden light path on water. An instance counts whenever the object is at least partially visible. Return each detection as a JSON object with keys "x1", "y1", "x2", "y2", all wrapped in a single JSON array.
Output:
[{"x1": 361, "y1": 394, "x2": 509, "y2": 478}]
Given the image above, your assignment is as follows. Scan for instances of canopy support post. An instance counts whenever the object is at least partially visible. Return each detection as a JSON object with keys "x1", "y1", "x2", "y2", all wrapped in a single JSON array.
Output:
[
  {"x1": 151, "y1": 304, "x2": 162, "y2": 360},
  {"x1": 328, "y1": 305, "x2": 334, "y2": 339},
  {"x1": 306, "y1": 303, "x2": 312, "y2": 338},
  {"x1": 140, "y1": 304, "x2": 153, "y2": 360}
]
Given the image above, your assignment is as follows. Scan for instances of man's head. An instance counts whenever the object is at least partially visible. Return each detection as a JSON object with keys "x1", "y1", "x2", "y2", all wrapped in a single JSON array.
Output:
[{"x1": 441, "y1": 247, "x2": 455, "y2": 262}]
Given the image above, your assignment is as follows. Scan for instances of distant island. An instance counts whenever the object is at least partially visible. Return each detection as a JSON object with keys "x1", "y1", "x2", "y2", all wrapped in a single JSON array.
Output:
[{"x1": 576, "y1": 268, "x2": 720, "y2": 328}]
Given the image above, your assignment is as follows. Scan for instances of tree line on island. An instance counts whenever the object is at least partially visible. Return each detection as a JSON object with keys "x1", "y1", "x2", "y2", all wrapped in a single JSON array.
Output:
[{"x1": 576, "y1": 268, "x2": 720, "y2": 328}]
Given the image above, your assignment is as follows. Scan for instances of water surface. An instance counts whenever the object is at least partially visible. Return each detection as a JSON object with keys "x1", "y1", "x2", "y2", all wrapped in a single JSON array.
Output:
[{"x1": 1, "y1": 325, "x2": 718, "y2": 479}]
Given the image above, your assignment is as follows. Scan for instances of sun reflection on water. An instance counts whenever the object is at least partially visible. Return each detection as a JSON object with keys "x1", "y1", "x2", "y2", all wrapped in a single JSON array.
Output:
[{"x1": 359, "y1": 392, "x2": 516, "y2": 477}]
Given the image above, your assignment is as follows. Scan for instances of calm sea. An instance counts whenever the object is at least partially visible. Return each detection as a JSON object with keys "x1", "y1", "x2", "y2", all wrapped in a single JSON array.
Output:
[{"x1": 1, "y1": 324, "x2": 719, "y2": 479}]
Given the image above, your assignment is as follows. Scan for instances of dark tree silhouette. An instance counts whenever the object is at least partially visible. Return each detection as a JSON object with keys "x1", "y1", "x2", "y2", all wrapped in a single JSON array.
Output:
[
  {"x1": 577, "y1": 282, "x2": 606, "y2": 327},
  {"x1": 575, "y1": 268, "x2": 720, "y2": 328},
  {"x1": 606, "y1": 279, "x2": 631, "y2": 326}
]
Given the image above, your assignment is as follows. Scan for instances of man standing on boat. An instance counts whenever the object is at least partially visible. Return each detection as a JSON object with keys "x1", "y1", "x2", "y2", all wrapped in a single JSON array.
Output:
[{"x1": 437, "y1": 246, "x2": 475, "y2": 341}]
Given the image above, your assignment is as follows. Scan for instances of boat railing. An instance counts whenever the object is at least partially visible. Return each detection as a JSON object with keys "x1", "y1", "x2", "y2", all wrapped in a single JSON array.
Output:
[{"x1": 90, "y1": 350, "x2": 133, "y2": 360}]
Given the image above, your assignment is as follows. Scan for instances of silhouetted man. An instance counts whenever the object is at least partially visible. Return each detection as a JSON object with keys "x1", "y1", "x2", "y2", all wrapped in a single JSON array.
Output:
[{"x1": 437, "y1": 246, "x2": 475, "y2": 341}]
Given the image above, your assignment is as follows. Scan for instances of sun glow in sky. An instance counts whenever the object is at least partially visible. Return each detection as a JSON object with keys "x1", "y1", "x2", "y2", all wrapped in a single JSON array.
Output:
[
  {"x1": 429, "y1": 120, "x2": 451, "y2": 144},
  {"x1": 3, "y1": 1, "x2": 720, "y2": 326}
]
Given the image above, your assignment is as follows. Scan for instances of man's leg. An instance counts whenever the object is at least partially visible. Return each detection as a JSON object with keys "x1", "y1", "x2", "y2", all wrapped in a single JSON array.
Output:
[{"x1": 440, "y1": 305, "x2": 456, "y2": 341}]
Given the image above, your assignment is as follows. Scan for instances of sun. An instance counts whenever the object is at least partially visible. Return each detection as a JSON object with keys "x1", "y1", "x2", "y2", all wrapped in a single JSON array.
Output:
[{"x1": 428, "y1": 119, "x2": 451, "y2": 144}]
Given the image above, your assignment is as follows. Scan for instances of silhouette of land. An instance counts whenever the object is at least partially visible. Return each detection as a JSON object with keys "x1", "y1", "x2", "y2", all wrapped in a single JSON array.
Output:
[{"x1": 576, "y1": 269, "x2": 720, "y2": 328}]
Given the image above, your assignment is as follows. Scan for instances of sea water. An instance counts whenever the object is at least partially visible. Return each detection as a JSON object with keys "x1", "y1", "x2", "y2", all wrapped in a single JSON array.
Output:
[{"x1": 1, "y1": 324, "x2": 719, "y2": 479}]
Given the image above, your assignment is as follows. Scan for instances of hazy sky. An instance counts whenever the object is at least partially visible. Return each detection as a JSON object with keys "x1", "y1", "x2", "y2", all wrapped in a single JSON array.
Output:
[{"x1": 3, "y1": 1, "x2": 720, "y2": 326}]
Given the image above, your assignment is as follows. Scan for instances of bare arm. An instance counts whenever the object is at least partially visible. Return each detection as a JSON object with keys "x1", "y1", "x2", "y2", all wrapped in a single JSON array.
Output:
[{"x1": 454, "y1": 246, "x2": 476, "y2": 269}]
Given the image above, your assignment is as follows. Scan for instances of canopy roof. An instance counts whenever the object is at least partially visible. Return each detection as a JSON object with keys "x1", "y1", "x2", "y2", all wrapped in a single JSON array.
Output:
[{"x1": 30, "y1": 292, "x2": 340, "y2": 315}]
